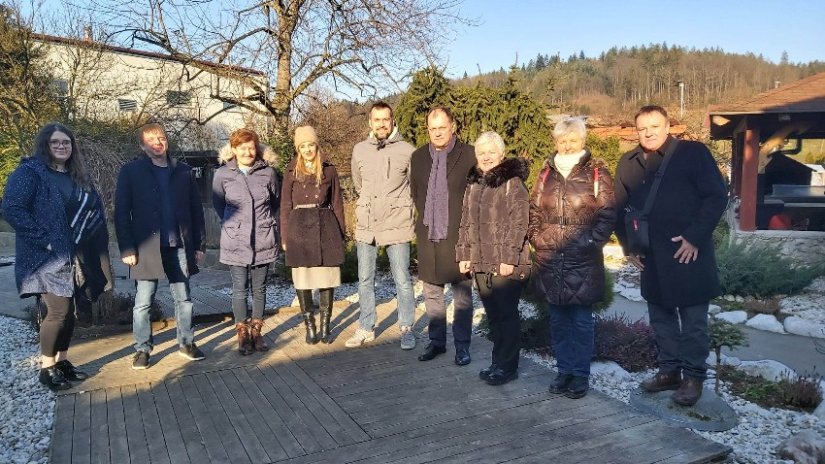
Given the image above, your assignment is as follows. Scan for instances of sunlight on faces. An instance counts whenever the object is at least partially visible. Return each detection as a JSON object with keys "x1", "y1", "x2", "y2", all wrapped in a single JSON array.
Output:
[
  {"x1": 555, "y1": 131, "x2": 585, "y2": 155},
  {"x1": 140, "y1": 129, "x2": 169, "y2": 159},
  {"x1": 232, "y1": 140, "x2": 258, "y2": 168},
  {"x1": 636, "y1": 111, "x2": 670, "y2": 152},
  {"x1": 48, "y1": 130, "x2": 72, "y2": 166},
  {"x1": 475, "y1": 142, "x2": 504, "y2": 173},
  {"x1": 427, "y1": 110, "x2": 454, "y2": 150},
  {"x1": 298, "y1": 141, "x2": 318, "y2": 161},
  {"x1": 369, "y1": 107, "x2": 393, "y2": 140}
]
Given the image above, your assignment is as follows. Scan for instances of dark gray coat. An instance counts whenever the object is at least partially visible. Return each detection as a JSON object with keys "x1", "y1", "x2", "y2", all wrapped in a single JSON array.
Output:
[
  {"x1": 114, "y1": 155, "x2": 205, "y2": 280},
  {"x1": 410, "y1": 139, "x2": 477, "y2": 284},
  {"x1": 614, "y1": 137, "x2": 728, "y2": 307},
  {"x1": 212, "y1": 159, "x2": 280, "y2": 266}
]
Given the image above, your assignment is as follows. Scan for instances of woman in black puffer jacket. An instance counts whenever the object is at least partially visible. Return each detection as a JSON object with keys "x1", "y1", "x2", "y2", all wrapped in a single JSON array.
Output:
[
  {"x1": 456, "y1": 131, "x2": 531, "y2": 386},
  {"x1": 528, "y1": 117, "x2": 616, "y2": 399}
]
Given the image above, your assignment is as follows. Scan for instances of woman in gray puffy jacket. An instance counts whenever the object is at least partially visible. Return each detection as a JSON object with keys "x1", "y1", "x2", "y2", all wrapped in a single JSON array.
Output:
[{"x1": 212, "y1": 128, "x2": 280, "y2": 355}]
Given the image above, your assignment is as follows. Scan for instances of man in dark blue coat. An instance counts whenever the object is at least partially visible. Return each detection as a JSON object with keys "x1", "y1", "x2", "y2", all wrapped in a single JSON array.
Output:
[
  {"x1": 614, "y1": 105, "x2": 728, "y2": 406},
  {"x1": 115, "y1": 123, "x2": 206, "y2": 370}
]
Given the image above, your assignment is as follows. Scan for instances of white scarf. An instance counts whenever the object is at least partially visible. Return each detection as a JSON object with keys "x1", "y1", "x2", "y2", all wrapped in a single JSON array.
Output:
[{"x1": 554, "y1": 150, "x2": 586, "y2": 178}]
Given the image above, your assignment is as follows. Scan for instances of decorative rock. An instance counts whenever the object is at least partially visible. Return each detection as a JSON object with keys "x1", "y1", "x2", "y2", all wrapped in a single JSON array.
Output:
[
  {"x1": 745, "y1": 314, "x2": 786, "y2": 333},
  {"x1": 775, "y1": 429, "x2": 825, "y2": 464},
  {"x1": 708, "y1": 304, "x2": 722, "y2": 315},
  {"x1": 738, "y1": 359, "x2": 796, "y2": 382},
  {"x1": 715, "y1": 310, "x2": 748, "y2": 324},
  {"x1": 814, "y1": 395, "x2": 825, "y2": 421},
  {"x1": 590, "y1": 361, "x2": 633, "y2": 382},
  {"x1": 784, "y1": 316, "x2": 825, "y2": 339}
]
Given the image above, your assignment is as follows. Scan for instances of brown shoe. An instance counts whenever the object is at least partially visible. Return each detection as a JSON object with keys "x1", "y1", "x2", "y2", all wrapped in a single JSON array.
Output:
[
  {"x1": 640, "y1": 370, "x2": 682, "y2": 392},
  {"x1": 250, "y1": 319, "x2": 269, "y2": 352},
  {"x1": 235, "y1": 322, "x2": 254, "y2": 356},
  {"x1": 672, "y1": 377, "x2": 704, "y2": 406}
]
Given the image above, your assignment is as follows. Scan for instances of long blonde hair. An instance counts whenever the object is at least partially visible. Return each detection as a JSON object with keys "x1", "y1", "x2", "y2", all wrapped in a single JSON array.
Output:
[{"x1": 294, "y1": 148, "x2": 323, "y2": 185}]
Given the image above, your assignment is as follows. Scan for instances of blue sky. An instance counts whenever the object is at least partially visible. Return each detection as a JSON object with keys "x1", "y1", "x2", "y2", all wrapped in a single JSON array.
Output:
[{"x1": 445, "y1": 0, "x2": 825, "y2": 77}]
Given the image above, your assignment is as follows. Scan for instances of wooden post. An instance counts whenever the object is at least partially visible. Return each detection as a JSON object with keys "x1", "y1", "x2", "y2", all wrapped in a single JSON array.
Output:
[{"x1": 740, "y1": 123, "x2": 760, "y2": 231}]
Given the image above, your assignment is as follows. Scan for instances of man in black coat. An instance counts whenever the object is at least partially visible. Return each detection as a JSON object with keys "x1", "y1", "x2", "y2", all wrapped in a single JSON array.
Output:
[
  {"x1": 410, "y1": 106, "x2": 477, "y2": 365},
  {"x1": 115, "y1": 123, "x2": 206, "y2": 370},
  {"x1": 614, "y1": 105, "x2": 727, "y2": 406}
]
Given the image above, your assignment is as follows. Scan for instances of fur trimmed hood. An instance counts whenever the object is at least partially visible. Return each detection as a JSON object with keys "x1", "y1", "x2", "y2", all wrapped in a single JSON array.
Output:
[
  {"x1": 218, "y1": 142, "x2": 278, "y2": 166},
  {"x1": 467, "y1": 157, "x2": 530, "y2": 188}
]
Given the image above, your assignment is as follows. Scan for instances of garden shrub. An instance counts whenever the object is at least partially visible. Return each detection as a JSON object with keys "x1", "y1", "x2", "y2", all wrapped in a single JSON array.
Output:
[
  {"x1": 778, "y1": 373, "x2": 823, "y2": 410},
  {"x1": 592, "y1": 314, "x2": 658, "y2": 372},
  {"x1": 718, "y1": 365, "x2": 823, "y2": 412}
]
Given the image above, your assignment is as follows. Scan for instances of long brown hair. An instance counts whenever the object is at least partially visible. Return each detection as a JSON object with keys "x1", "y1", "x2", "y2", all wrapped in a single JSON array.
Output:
[{"x1": 31, "y1": 122, "x2": 92, "y2": 189}]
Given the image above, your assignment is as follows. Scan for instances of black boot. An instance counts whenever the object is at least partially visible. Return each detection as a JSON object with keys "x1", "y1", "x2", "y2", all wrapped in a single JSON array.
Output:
[
  {"x1": 318, "y1": 288, "x2": 333, "y2": 344},
  {"x1": 296, "y1": 290, "x2": 318, "y2": 345}
]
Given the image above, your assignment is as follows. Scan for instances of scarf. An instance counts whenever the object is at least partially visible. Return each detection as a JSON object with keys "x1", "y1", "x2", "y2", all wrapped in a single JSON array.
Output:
[
  {"x1": 423, "y1": 136, "x2": 456, "y2": 242},
  {"x1": 553, "y1": 150, "x2": 586, "y2": 179}
]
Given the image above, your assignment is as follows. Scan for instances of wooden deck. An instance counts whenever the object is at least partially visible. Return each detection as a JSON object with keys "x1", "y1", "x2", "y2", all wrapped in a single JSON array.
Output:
[{"x1": 51, "y1": 296, "x2": 731, "y2": 463}]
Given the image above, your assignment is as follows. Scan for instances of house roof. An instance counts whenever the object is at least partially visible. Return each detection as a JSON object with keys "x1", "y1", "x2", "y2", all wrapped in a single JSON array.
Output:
[
  {"x1": 32, "y1": 33, "x2": 266, "y2": 77},
  {"x1": 708, "y1": 71, "x2": 825, "y2": 115}
]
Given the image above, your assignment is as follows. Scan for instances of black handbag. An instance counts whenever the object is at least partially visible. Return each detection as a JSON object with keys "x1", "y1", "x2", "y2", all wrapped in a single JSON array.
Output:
[{"x1": 624, "y1": 140, "x2": 678, "y2": 254}]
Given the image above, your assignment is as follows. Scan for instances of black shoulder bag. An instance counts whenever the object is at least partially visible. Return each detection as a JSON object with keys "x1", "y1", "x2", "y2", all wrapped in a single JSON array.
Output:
[{"x1": 624, "y1": 140, "x2": 678, "y2": 254}]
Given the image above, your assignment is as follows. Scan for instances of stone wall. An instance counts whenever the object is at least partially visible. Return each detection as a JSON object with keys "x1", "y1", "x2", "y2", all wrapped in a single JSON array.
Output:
[{"x1": 731, "y1": 228, "x2": 825, "y2": 267}]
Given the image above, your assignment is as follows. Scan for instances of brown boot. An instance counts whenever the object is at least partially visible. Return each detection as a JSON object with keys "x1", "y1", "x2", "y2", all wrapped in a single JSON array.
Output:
[
  {"x1": 235, "y1": 322, "x2": 254, "y2": 356},
  {"x1": 640, "y1": 370, "x2": 682, "y2": 392},
  {"x1": 250, "y1": 319, "x2": 269, "y2": 352},
  {"x1": 672, "y1": 377, "x2": 704, "y2": 406}
]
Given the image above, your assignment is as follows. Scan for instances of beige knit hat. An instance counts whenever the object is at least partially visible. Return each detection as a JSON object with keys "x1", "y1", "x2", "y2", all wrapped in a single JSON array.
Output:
[{"x1": 293, "y1": 125, "x2": 318, "y2": 149}]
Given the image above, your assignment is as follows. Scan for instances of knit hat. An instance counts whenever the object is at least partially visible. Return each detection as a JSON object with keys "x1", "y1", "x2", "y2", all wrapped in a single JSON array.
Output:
[{"x1": 294, "y1": 126, "x2": 318, "y2": 149}]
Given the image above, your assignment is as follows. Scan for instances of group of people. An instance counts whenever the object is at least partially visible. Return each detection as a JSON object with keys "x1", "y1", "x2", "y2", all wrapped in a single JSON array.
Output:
[{"x1": 4, "y1": 102, "x2": 727, "y2": 408}]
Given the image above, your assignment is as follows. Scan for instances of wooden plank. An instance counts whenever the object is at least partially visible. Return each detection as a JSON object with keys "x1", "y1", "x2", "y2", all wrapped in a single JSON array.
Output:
[
  {"x1": 121, "y1": 383, "x2": 151, "y2": 464},
  {"x1": 174, "y1": 376, "x2": 230, "y2": 463},
  {"x1": 207, "y1": 370, "x2": 271, "y2": 463},
  {"x1": 105, "y1": 387, "x2": 129, "y2": 464},
  {"x1": 51, "y1": 394, "x2": 75, "y2": 464},
  {"x1": 150, "y1": 381, "x2": 192, "y2": 464},
  {"x1": 189, "y1": 373, "x2": 252, "y2": 464},
  {"x1": 89, "y1": 389, "x2": 110, "y2": 464},
  {"x1": 162, "y1": 379, "x2": 209, "y2": 463},
  {"x1": 135, "y1": 382, "x2": 171, "y2": 464},
  {"x1": 71, "y1": 391, "x2": 92, "y2": 464}
]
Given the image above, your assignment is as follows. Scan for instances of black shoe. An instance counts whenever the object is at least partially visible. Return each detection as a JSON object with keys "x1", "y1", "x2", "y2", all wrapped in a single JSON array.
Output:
[
  {"x1": 179, "y1": 343, "x2": 205, "y2": 361},
  {"x1": 486, "y1": 368, "x2": 518, "y2": 386},
  {"x1": 39, "y1": 366, "x2": 71, "y2": 391},
  {"x1": 418, "y1": 344, "x2": 446, "y2": 361},
  {"x1": 479, "y1": 363, "x2": 497, "y2": 381},
  {"x1": 55, "y1": 360, "x2": 88, "y2": 381},
  {"x1": 132, "y1": 351, "x2": 150, "y2": 370},
  {"x1": 565, "y1": 376, "x2": 589, "y2": 399},
  {"x1": 454, "y1": 347, "x2": 471, "y2": 366},
  {"x1": 549, "y1": 373, "x2": 573, "y2": 394}
]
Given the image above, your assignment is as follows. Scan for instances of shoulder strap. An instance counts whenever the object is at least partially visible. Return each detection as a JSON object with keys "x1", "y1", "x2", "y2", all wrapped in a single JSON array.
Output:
[{"x1": 641, "y1": 139, "x2": 679, "y2": 215}]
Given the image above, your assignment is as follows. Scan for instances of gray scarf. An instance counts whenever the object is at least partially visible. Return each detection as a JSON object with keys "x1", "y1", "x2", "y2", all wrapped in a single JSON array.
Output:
[{"x1": 423, "y1": 136, "x2": 456, "y2": 242}]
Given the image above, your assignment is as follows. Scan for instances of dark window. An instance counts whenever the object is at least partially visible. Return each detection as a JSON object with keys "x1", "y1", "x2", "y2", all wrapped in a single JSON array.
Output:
[
  {"x1": 53, "y1": 79, "x2": 68, "y2": 95},
  {"x1": 118, "y1": 99, "x2": 137, "y2": 112},
  {"x1": 166, "y1": 90, "x2": 192, "y2": 106}
]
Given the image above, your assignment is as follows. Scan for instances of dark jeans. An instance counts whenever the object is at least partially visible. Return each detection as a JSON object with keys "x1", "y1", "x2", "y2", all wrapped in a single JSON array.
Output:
[
  {"x1": 648, "y1": 302, "x2": 710, "y2": 380},
  {"x1": 40, "y1": 293, "x2": 75, "y2": 357},
  {"x1": 422, "y1": 279, "x2": 473, "y2": 349},
  {"x1": 475, "y1": 273, "x2": 524, "y2": 373},
  {"x1": 230, "y1": 264, "x2": 270, "y2": 323},
  {"x1": 548, "y1": 304, "x2": 594, "y2": 377}
]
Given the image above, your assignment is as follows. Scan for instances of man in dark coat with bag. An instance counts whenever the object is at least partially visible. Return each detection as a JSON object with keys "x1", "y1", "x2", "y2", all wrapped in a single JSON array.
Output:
[
  {"x1": 115, "y1": 123, "x2": 206, "y2": 370},
  {"x1": 614, "y1": 105, "x2": 727, "y2": 406},
  {"x1": 410, "y1": 106, "x2": 477, "y2": 365}
]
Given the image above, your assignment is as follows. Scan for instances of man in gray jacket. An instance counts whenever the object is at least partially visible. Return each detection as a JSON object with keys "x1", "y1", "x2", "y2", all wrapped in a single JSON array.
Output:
[{"x1": 346, "y1": 101, "x2": 417, "y2": 350}]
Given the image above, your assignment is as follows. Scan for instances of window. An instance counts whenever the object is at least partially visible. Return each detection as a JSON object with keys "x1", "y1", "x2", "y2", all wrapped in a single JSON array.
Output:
[
  {"x1": 166, "y1": 90, "x2": 192, "y2": 107},
  {"x1": 222, "y1": 101, "x2": 237, "y2": 111},
  {"x1": 52, "y1": 79, "x2": 68, "y2": 95},
  {"x1": 118, "y1": 99, "x2": 137, "y2": 112}
]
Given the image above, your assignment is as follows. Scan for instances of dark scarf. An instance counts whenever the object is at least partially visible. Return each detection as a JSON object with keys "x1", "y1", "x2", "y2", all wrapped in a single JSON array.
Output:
[{"x1": 423, "y1": 136, "x2": 456, "y2": 242}]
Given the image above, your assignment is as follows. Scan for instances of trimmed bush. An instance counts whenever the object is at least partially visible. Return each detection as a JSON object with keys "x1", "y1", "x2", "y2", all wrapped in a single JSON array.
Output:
[{"x1": 592, "y1": 314, "x2": 658, "y2": 372}]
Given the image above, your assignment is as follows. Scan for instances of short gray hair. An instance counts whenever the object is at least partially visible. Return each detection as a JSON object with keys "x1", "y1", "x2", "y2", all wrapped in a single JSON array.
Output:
[
  {"x1": 474, "y1": 131, "x2": 505, "y2": 154},
  {"x1": 552, "y1": 117, "x2": 587, "y2": 141}
]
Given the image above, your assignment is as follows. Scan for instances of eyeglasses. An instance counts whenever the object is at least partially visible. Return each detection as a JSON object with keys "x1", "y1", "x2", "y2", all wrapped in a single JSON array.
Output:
[{"x1": 49, "y1": 140, "x2": 72, "y2": 148}]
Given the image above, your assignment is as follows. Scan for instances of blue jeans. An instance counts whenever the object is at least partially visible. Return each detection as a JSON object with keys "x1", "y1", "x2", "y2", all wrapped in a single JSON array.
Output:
[
  {"x1": 230, "y1": 264, "x2": 269, "y2": 323},
  {"x1": 548, "y1": 304, "x2": 594, "y2": 377},
  {"x1": 356, "y1": 241, "x2": 415, "y2": 330},
  {"x1": 133, "y1": 247, "x2": 194, "y2": 352}
]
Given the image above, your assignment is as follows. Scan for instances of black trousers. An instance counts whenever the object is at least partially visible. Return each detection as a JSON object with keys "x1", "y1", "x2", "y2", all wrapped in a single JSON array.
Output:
[
  {"x1": 475, "y1": 273, "x2": 525, "y2": 373},
  {"x1": 648, "y1": 302, "x2": 710, "y2": 380},
  {"x1": 40, "y1": 293, "x2": 75, "y2": 357}
]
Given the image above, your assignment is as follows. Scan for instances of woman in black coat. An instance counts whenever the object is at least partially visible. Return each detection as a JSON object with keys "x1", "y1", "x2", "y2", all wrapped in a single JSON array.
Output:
[
  {"x1": 456, "y1": 131, "x2": 531, "y2": 386},
  {"x1": 2, "y1": 122, "x2": 111, "y2": 391},
  {"x1": 528, "y1": 117, "x2": 616, "y2": 399},
  {"x1": 280, "y1": 126, "x2": 345, "y2": 344}
]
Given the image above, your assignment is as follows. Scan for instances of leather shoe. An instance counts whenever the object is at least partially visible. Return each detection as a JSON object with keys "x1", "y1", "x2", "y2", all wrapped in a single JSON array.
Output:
[
  {"x1": 640, "y1": 370, "x2": 682, "y2": 392},
  {"x1": 454, "y1": 347, "x2": 471, "y2": 366},
  {"x1": 486, "y1": 368, "x2": 518, "y2": 386},
  {"x1": 418, "y1": 344, "x2": 446, "y2": 361},
  {"x1": 564, "y1": 376, "x2": 589, "y2": 399},
  {"x1": 39, "y1": 366, "x2": 71, "y2": 391},
  {"x1": 55, "y1": 360, "x2": 89, "y2": 381},
  {"x1": 479, "y1": 363, "x2": 497, "y2": 381},
  {"x1": 548, "y1": 373, "x2": 573, "y2": 394},
  {"x1": 672, "y1": 377, "x2": 704, "y2": 406}
]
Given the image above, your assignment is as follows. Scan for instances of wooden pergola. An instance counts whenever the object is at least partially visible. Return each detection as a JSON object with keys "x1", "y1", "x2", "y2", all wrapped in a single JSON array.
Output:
[{"x1": 708, "y1": 72, "x2": 825, "y2": 231}]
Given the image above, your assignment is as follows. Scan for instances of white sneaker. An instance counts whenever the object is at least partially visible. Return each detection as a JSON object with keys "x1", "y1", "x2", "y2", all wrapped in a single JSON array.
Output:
[
  {"x1": 400, "y1": 326, "x2": 416, "y2": 350},
  {"x1": 345, "y1": 328, "x2": 375, "y2": 348}
]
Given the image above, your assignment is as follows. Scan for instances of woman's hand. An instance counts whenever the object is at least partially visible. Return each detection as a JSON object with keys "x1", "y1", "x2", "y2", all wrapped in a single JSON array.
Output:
[
  {"x1": 459, "y1": 261, "x2": 471, "y2": 274},
  {"x1": 122, "y1": 254, "x2": 138, "y2": 266},
  {"x1": 499, "y1": 263, "x2": 514, "y2": 276}
]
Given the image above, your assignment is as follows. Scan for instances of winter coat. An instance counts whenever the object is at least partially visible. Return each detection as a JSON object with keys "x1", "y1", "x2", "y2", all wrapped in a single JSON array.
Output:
[
  {"x1": 114, "y1": 155, "x2": 205, "y2": 280},
  {"x1": 410, "y1": 139, "x2": 477, "y2": 284},
  {"x1": 351, "y1": 128, "x2": 416, "y2": 246},
  {"x1": 280, "y1": 158, "x2": 345, "y2": 267},
  {"x1": 212, "y1": 157, "x2": 280, "y2": 267},
  {"x1": 614, "y1": 137, "x2": 727, "y2": 307},
  {"x1": 456, "y1": 157, "x2": 532, "y2": 281},
  {"x1": 528, "y1": 151, "x2": 616, "y2": 306},
  {"x1": 2, "y1": 157, "x2": 112, "y2": 299}
]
